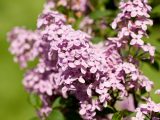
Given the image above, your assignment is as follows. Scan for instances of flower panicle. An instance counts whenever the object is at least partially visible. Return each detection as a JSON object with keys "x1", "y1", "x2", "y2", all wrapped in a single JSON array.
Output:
[{"x1": 7, "y1": 0, "x2": 159, "y2": 120}]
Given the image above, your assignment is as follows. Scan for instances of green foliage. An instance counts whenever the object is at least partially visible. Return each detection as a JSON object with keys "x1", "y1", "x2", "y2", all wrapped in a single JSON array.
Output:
[
  {"x1": 112, "y1": 110, "x2": 133, "y2": 120},
  {"x1": 28, "y1": 93, "x2": 42, "y2": 109},
  {"x1": 96, "y1": 105, "x2": 116, "y2": 117},
  {"x1": 92, "y1": 37, "x2": 104, "y2": 44},
  {"x1": 90, "y1": 10, "x2": 109, "y2": 20},
  {"x1": 152, "y1": 5, "x2": 160, "y2": 16},
  {"x1": 0, "y1": 0, "x2": 43, "y2": 120},
  {"x1": 112, "y1": 112, "x2": 123, "y2": 120},
  {"x1": 47, "y1": 110, "x2": 65, "y2": 120},
  {"x1": 52, "y1": 97, "x2": 63, "y2": 109}
]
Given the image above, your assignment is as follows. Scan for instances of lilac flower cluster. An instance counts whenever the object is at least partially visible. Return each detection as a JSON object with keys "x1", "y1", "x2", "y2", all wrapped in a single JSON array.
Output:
[
  {"x1": 47, "y1": 0, "x2": 88, "y2": 12},
  {"x1": 7, "y1": 0, "x2": 160, "y2": 120},
  {"x1": 110, "y1": 0, "x2": 155, "y2": 61},
  {"x1": 7, "y1": 27, "x2": 41, "y2": 68},
  {"x1": 132, "y1": 98, "x2": 160, "y2": 120}
]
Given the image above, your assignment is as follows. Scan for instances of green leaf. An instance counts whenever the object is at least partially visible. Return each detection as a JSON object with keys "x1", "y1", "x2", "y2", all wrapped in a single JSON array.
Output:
[
  {"x1": 112, "y1": 112, "x2": 123, "y2": 120},
  {"x1": 47, "y1": 110, "x2": 65, "y2": 120},
  {"x1": 152, "y1": 5, "x2": 160, "y2": 15},
  {"x1": 106, "y1": 105, "x2": 116, "y2": 112},
  {"x1": 92, "y1": 37, "x2": 103, "y2": 44},
  {"x1": 73, "y1": 17, "x2": 83, "y2": 30},
  {"x1": 121, "y1": 110, "x2": 133, "y2": 117},
  {"x1": 52, "y1": 97, "x2": 63, "y2": 109},
  {"x1": 97, "y1": 105, "x2": 116, "y2": 117},
  {"x1": 28, "y1": 93, "x2": 42, "y2": 109},
  {"x1": 89, "y1": 10, "x2": 110, "y2": 20},
  {"x1": 140, "y1": 88, "x2": 147, "y2": 95},
  {"x1": 97, "y1": 0, "x2": 109, "y2": 10},
  {"x1": 105, "y1": 27, "x2": 116, "y2": 37}
]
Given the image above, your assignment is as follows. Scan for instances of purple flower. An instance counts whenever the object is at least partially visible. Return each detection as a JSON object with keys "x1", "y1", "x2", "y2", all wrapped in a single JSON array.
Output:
[
  {"x1": 7, "y1": 27, "x2": 41, "y2": 68},
  {"x1": 49, "y1": 0, "x2": 88, "y2": 12},
  {"x1": 7, "y1": 0, "x2": 159, "y2": 120},
  {"x1": 110, "y1": 0, "x2": 155, "y2": 59},
  {"x1": 133, "y1": 98, "x2": 160, "y2": 120}
]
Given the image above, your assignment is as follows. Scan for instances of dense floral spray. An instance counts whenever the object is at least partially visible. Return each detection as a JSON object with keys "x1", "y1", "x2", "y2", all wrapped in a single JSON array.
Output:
[{"x1": 7, "y1": 0, "x2": 160, "y2": 120}]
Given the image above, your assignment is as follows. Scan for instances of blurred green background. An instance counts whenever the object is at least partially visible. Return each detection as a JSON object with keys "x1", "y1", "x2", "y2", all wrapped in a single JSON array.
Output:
[
  {"x1": 0, "y1": 0, "x2": 160, "y2": 120},
  {"x1": 0, "y1": 0, "x2": 44, "y2": 120}
]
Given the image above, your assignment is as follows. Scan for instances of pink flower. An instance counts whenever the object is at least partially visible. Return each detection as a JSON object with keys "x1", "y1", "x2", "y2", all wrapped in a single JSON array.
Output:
[
  {"x1": 8, "y1": 0, "x2": 158, "y2": 120},
  {"x1": 133, "y1": 98, "x2": 160, "y2": 120},
  {"x1": 110, "y1": 0, "x2": 154, "y2": 58},
  {"x1": 141, "y1": 43, "x2": 155, "y2": 57},
  {"x1": 7, "y1": 27, "x2": 40, "y2": 68}
]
